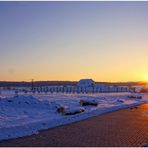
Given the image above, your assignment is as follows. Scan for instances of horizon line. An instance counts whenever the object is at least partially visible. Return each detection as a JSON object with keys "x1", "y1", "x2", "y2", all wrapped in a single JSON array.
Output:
[{"x1": 0, "y1": 80, "x2": 147, "y2": 83}]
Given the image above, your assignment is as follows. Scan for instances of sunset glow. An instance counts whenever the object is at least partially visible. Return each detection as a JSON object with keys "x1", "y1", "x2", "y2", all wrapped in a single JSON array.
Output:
[
  {"x1": 0, "y1": 2, "x2": 148, "y2": 82},
  {"x1": 144, "y1": 76, "x2": 148, "y2": 82}
]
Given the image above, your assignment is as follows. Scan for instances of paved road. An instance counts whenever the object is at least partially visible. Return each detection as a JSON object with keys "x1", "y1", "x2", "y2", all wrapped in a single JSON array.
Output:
[{"x1": 1, "y1": 104, "x2": 148, "y2": 147}]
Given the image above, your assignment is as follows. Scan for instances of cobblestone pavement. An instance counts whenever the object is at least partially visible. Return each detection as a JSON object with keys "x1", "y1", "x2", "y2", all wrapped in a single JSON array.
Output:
[{"x1": 1, "y1": 104, "x2": 148, "y2": 147}]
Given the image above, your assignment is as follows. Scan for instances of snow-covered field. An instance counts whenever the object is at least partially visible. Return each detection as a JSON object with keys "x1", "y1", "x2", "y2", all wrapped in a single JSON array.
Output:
[{"x1": 0, "y1": 92, "x2": 148, "y2": 141}]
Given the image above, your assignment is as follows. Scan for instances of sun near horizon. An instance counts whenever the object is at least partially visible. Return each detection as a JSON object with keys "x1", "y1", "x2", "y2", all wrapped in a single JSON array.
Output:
[{"x1": 0, "y1": 1, "x2": 148, "y2": 82}]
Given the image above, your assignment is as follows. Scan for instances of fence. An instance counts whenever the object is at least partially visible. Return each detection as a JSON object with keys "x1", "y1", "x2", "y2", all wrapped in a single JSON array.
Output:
[{"x1": 31, "y1": 86, "x2": 130, "y2": 93}]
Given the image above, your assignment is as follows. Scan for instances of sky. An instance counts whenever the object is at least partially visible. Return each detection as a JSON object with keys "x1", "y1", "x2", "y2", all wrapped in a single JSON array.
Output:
[{"x1": 0, "y1": 1, "x2": 148, "y2": 82}]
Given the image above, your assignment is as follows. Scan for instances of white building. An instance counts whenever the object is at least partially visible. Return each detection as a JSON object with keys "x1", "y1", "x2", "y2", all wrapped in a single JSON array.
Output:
[{"x1": 77, "y1": 79, "x2": 95, "y2": 87}]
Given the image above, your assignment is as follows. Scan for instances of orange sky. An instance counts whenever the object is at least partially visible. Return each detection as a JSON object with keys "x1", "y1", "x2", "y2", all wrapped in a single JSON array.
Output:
[{"x1": 1, "y1": 2, "x2": 148, "y2": 82}]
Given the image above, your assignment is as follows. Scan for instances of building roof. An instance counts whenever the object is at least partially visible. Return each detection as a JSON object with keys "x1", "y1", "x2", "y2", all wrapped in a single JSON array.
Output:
[{"x1": 77, "y1": 79, "x2": 95, "y2": 87}]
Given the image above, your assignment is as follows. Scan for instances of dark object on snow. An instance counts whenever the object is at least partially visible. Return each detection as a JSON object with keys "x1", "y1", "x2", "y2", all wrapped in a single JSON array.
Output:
[
  {"x1": 128, "y1": 95, "x2": 142, "y2": 99},
  {"x1": 137, "y1": 96, "x2": 142, "y2": 99},
  {"x1": 63, "y1": 108, "x2": 85, "y2": 115},
  {"x1": 128, "y1": 95, "x2": 136, "y2": 98},
  {"x1": 80, "y1": 100, "x2": 98, "y2": 106},
  {"x1": 7, "y1": 100, "x2": 13, "y2": 102},
  {"x1": 57, "y1": 107, "x2": 65, "y2": 113},
  {"x1": 117, "y1": 99, "x2": 124, "y2": 103},
  {"x1": 56, "y1": 106, "x2": 85, "y2": 115}
]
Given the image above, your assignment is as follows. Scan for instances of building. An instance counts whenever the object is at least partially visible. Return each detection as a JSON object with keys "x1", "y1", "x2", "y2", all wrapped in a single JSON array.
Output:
[{"x1": 77, "y1": 79, "x2": 95, "y2": 87}]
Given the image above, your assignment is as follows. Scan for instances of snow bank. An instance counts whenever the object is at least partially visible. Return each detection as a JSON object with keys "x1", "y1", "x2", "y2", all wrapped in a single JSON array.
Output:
[{"x1": 0, "y1": 93, "x2": 147, "y2": 141}]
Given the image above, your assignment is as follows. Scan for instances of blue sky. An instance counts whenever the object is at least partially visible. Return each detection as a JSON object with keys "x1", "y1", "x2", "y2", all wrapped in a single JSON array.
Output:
[{"x1": 0, "y1": 2, "x2": 148, "y2": 82}]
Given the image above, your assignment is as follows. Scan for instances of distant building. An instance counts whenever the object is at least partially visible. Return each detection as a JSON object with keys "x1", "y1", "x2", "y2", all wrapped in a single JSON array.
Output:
[
  {"x1": 32, "y1": 78, "x2": 131, "y2": 93},
  {"x1": 77, "y1": 79, "x2": 95, "y2": 87}
]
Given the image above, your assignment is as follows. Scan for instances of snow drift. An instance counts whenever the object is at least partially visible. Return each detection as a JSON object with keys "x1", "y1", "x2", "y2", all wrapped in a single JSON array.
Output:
[{"x1": 0, "y1": 93, "x2": 147, "y2": 141}]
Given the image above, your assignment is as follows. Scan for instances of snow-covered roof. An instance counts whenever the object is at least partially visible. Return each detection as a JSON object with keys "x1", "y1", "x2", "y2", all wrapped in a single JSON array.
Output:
[{"x1": 77, "y1": 79, "x2": 95, "y2": 87}]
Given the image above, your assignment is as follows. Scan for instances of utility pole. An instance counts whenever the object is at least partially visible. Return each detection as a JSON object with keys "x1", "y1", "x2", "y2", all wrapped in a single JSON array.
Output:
[
  {"x1": 31, "y1": 79, "x2": 34, "y2": 91},
  {"x1": 0, "y1": 82, "x2": 3, "y2": 95}
]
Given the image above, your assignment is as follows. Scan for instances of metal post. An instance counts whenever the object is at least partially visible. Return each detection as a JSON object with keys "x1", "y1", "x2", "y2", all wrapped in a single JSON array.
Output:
[{"x1": 31, "y1": 79, "x2": 34, "y2": 91}]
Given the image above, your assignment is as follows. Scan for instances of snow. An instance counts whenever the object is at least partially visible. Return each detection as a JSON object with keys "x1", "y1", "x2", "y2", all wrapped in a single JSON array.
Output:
[{"x1": 0, "y1": 92, "x2": 148, "y2": 141}]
